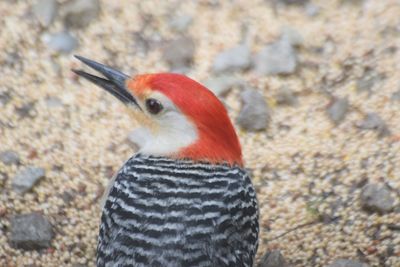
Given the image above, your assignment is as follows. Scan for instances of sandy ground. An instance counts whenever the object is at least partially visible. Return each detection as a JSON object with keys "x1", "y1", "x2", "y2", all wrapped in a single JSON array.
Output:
[{"x1": 1, "y1": 0, "x2": 400, "y2": 266}]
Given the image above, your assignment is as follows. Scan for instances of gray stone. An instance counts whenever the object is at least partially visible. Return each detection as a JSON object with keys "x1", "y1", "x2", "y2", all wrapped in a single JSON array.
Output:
[
  {"x1": 281, "y1": 26, "x2": 303, "y2": 47},
  {"x1": 360, "y1": 183, "x2": 395, "y2": 214},
  {"x1": 169, "y1": 15, "x2": 193, "y2": 32},
  {"x1": 254, "y1": 38, "x2": 297, "y2": 75},
  {"x1": 0, "y1": 91, "x2": 12, "y2": 107},
  {"x1": 162, "y1": 36, "x2": 195, "y2": 71},
  {"x1": 62, "y1": 0, "x2": 100, "y2": 28},
  {"x1": 356, "y1": 113, "x2": 390, "y2": 137},
  {"x1": 328, "y1": 259, "x2": 370, "y2": 267},
  {"x1": 356, "y1": 70, "x2": 384, "y2": 94},
  {"x1": 212, "y1": 44, "x2": 252, "y2": 73},
  {"x1": 43, "y1": 31, "x2": 78, "y2": 54},
  {"x1": 45, "y1": 96, "x2": 63, "y2": 108},
  {"x1": 0, "y1": 150, "x2": 20, "y2": 165},
  {"x1": 10, "y1": 213, "x2": 53, "y2": 250},
  {"x1": 305, "y1": 3, "x2": 320, "y2": 17},
  {"x1": 33, "y1": 0, "x2": 58, "y2": 27},
  {"x1": 12, "y1": 166, "x2": 45, "y2": 194},
  {"x1": 15, "y1": 102, "x2": 36, "y2": 119},
  {"x1": 202, "y1": 75, "x2": 244, "y2": 96},
  {"x1": 258, "y1": 250, "x2": 289, "y2": 267},
  {"x1": 277, "y1": 0, "x2": 309, "y2": 5},
  {"x1": 237, "y1": 88, "x2": 270, "y2": 131},
  {"x1": 275, "y1": 87, "x2": 297, "y2": 106},
  {"x1": 391, "y1": 89, "x2": 400, "y2": 101},
  {"x1": 327, "y1": 98, "x2": 349, "y2": 124}
]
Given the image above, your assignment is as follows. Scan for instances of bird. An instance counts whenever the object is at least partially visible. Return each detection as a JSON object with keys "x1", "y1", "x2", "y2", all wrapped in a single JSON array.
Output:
[{"x1": 72, "y1": 55, "x2": 259, "y2": 267}]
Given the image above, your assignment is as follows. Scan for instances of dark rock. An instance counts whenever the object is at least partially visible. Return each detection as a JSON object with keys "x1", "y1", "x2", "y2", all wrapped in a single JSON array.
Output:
[
  {"x1": 12, "y1": 166, "x2": 46, "y2": 194},
  {"x1": 162, "y1": 36, "x2": 195, "y2": 72},
  {"x1": 254, "y1": 38, "x2": 297, "y2": 75},
  {"x1": 10, "y1": 213, "x2": 54, "y2": 250},
  {"x1": 258, "y1": 250, "x2": 289, "y2": 267},
  {"x1": 61, "y1": 190, "x2": 76, "y2": 204},
  {"x1": 356, "y1": 113, "x2": 390, "y2": 137},
  {"x1": 275, "y1": 87, "x2": 297, "y2": 106},
  {"x1": 237, "y1": 88, "x2": 270, "y2": 131},
  {"x1": 212, "y1": 44, "x2": 252, "y2": 73},
  {"x1": 360, "y1": 183, "x2": 395, "y2": 214},
  {"x1": 62, "y1": 0, "x2": 100, "y2": 29},
  {"x1": 0, "y1": 150, "x2": 20, "y2": 165},
  {"x1": 202, "y1": 75, "x2": 244, "y2": 96},
  {"x1": 33, "y1": 0, "x2": 58, "y2": 27},
  {"x1": 0, "y1": 90, "x2": 12, "y2": 107},
  {"x1": 169, "y1": 15, "x2": 193, "y2": 32},
  {"x1": 15, "y1": 102, "x2": 36, "y2": 119},
  {"x1": 328, "y1": 259, "x2": 369, "y2": 267},
  {"x1": 43, "y1": 32, "x2": 78, "y2": 54},
  {"x1": 327, "y1": 97, "x2": 349, "y2": 124}
]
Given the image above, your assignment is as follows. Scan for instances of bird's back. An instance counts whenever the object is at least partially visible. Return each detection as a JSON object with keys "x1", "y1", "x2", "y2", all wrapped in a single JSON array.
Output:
[{"x1": 97, "y1": 154, "x2": 259, "y2": 267}]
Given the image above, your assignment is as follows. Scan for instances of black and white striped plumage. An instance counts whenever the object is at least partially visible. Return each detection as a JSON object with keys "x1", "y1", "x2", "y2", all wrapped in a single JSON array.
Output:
[{"x1": 98, "y1": 154, "x2": 259, "y2": 267}]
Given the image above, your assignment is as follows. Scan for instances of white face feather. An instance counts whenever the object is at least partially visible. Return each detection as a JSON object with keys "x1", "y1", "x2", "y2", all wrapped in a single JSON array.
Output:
[{"x1": 128, "y1": 92, "x2": 198, "y2": 156}]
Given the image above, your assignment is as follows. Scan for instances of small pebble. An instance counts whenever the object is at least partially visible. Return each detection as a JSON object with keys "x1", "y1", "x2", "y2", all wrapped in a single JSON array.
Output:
[
  {"x1": 10, "y1": 213, "x2": 54, "y2": 250},
  {"x1": 253, "y1": 38, "x2": 297, "y2": 75},
  {"x1": 391, "y1": 89, "x2": 400, "y2": 101},
  {"x1": 12, "y1": 166, "x2": 46, "y2": 194},
  {"x1": 45, "y1": 96, "x2": 63, "y2": 108},
  {"x1": 169, "y1": 15, "x2": 193, "y2": 32},
  {"x1": 327, "y1": 97, "x2": 349, "y2": 124},
  {"x1": 281, "y1": 26, "x2": 303, "y2": 47},
  {"x1": 162, "y1": 36, "x2": 195, "y2": 72},
  {"x1": 360, "y1": 183, "x2": 396, "y2": 214},
  {"x1": 237, "y1": 88, "x2": 270, "y2": 131},
  {"x1": 33, "y1": 0, "x2": 58, "y2": 27},
  {"x1": 0, "y1": 150, "x2": 20, "y2": 165},
  {"x1": 305, "y1": 3, "x2": 320, "y2": 17},
  {"x1": 0, "y1": 90, "x2": 12, "y2": 107},
  {"x1": 356, "y1": 70, "x2": 384, "y2": 94},
  {"x1": 356, "y1": 112, "x2": 390, "y2": 137},
  {"x1": 258, "y1": 250, "x2": 289, "y2": 267},
  {"x1": 43, "y1": 31, "x2": 78, "y2": 54},
  {"x1": 202, "y1": 75, "x2": 244, "y2": 96},
  {"x1": 15, "y1": 102, "x2": 36, "y2": 119},
  {"x1": 275, "y1": 86, "x2": 298, "y2": 106},
  {"x1": 61, "y1": 0, "x2": 100, "y2": 29},
  {"x1": 328, "y1": 259, "x2": 370, "y2": 267},
  {"x1": 212, "y1": 44, "x2": 252, "y2": 73}
]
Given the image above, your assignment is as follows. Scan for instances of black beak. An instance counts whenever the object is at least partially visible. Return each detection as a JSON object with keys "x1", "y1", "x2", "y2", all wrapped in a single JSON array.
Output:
[{"x1": 72, "y1": 55, "x2": 141, "y2": 109}]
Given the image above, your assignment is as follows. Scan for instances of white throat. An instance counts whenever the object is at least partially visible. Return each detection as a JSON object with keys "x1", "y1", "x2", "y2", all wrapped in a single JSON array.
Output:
[{"x1": 129, "y1": 111, "x2": 198, "y2": 156}]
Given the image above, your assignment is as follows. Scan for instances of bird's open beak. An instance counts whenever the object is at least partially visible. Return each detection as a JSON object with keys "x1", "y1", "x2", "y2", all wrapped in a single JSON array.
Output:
[{"x1": 72, "y1": 55, "x2": 141, "y2": 109}]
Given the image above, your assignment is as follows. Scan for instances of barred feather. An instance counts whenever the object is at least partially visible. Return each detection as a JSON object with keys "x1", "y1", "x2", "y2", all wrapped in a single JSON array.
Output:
[{"x1": 97, "y1": 154, "x2": 259, "y2": 267}]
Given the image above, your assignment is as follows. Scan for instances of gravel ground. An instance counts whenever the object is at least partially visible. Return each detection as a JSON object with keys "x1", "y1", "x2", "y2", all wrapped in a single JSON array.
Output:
[{"x1": 1, "y1": 1, "x2": 400, "y2": 266}]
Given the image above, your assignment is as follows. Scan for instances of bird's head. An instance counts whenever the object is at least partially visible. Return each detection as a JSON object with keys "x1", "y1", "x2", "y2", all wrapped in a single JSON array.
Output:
[{"x1": 73, "y1": 56, "x2": 242, "y2": 166}]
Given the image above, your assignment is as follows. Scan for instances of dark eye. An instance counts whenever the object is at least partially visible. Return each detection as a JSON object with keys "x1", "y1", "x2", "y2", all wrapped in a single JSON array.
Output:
[{"x1": 145, "y1": 98, "x2": 163, "y2": 114}]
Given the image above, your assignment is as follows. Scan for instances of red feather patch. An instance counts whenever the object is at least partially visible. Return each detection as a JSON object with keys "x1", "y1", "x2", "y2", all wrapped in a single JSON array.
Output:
[{"x1": 128, "y1": 73, "x2": 243, "y2": 166}]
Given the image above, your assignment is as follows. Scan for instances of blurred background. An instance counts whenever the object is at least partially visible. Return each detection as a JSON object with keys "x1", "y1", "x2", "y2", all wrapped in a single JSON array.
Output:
[{"x1": 1, "y1": 0, "x2": 400, "y2": 266}]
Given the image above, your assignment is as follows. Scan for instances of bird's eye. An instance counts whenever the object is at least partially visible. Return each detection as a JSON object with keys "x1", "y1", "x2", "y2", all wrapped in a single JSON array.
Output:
[{"x1": 145, "y1": 98, "x2": 163, "y2": 115}]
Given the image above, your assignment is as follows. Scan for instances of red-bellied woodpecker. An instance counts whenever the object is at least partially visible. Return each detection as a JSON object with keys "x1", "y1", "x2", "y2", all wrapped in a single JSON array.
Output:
[{"x1": 73, "y1": 56, "x2": 259, "y2": 267}]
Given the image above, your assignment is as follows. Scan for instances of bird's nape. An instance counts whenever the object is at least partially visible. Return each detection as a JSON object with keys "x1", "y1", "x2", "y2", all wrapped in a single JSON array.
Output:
[{"x1": 72, "y1": 55, "x2": 141, "y2": 109}]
